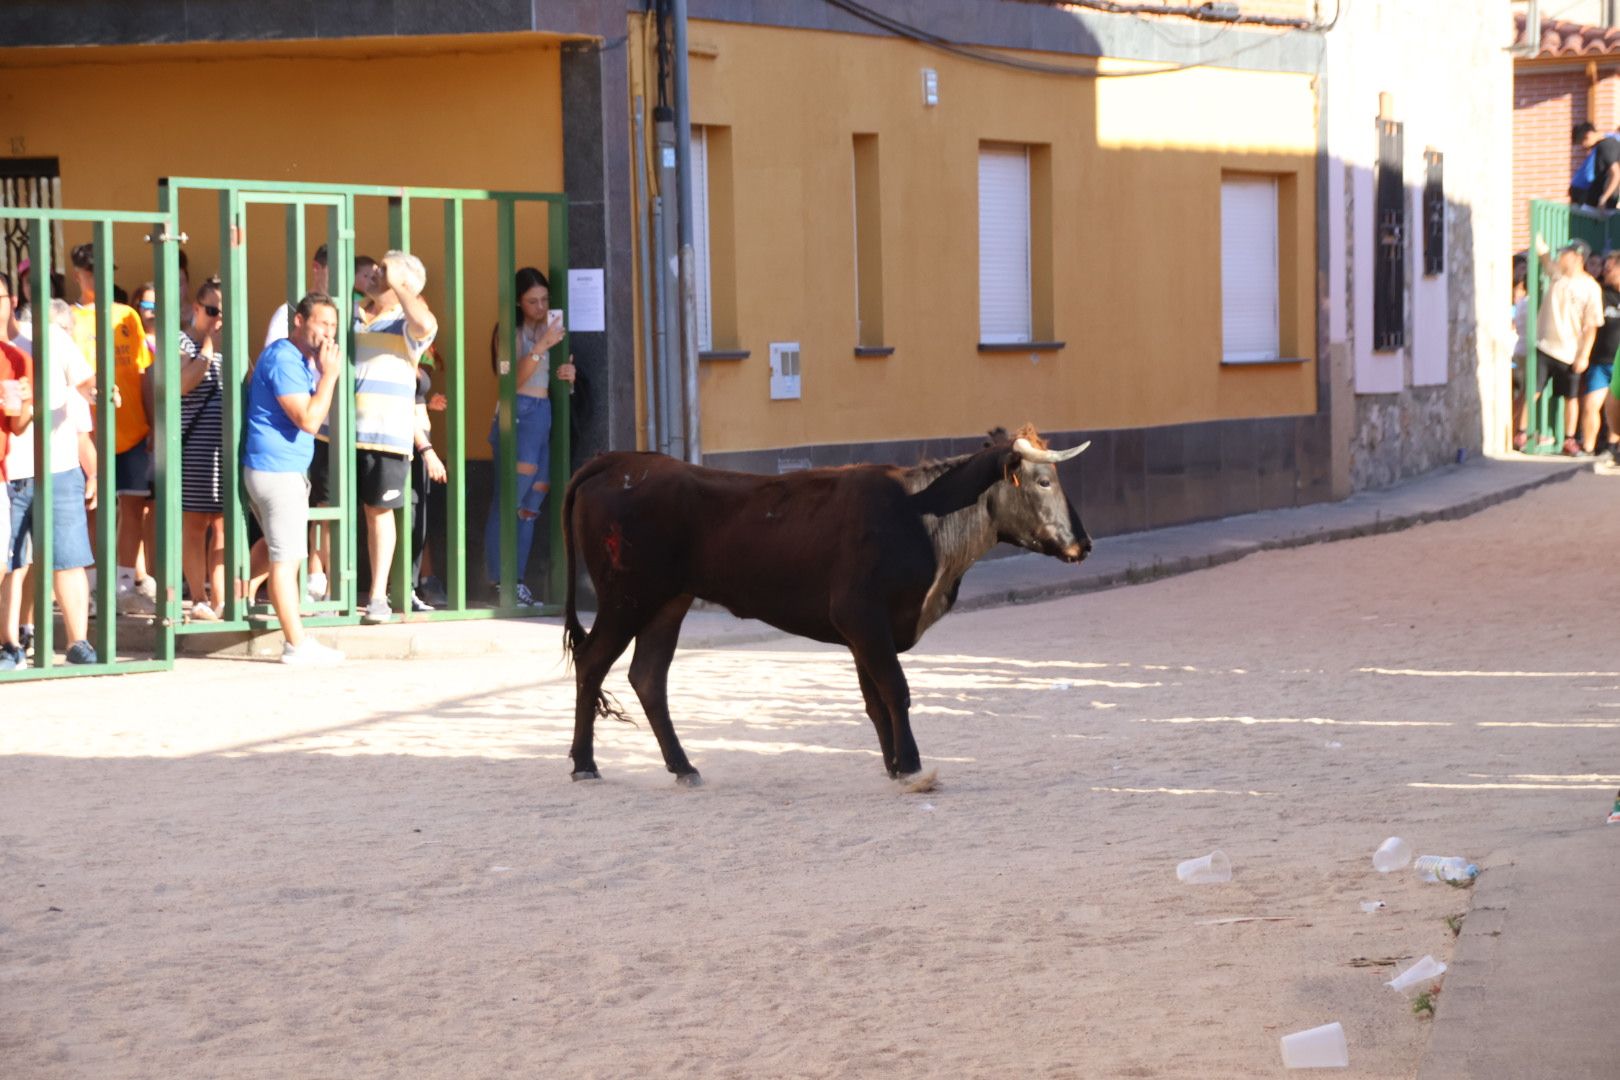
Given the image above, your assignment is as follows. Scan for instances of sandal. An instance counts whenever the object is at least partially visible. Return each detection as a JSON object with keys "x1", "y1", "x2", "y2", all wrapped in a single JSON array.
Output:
[
  {"x1": 1513, "y1": 430, "x2": 1529, "y2": 451},
  {"x1": 1562, "y1": 437, "x2": 1583, "y2": 457}
]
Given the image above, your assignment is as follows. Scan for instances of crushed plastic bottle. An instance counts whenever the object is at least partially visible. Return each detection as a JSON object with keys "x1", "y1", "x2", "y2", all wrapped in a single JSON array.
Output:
[{"x1": 1413, "y1": 855, "x2": 1478, "y2": 884}]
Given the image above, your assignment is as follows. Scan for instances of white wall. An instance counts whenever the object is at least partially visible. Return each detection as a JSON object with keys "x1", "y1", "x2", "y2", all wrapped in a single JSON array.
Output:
[{"x1": 1323, "y1": 0, "x2": 1515, "y2": 481}]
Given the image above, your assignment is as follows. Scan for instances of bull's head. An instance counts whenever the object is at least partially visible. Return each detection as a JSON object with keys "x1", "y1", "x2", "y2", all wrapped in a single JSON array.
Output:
[{"x1": 989, "y1": 427, "x2": 1092, "y2": 564}]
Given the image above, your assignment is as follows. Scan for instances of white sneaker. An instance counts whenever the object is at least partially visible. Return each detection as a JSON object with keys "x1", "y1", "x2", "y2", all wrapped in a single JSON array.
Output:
[
  {"x1": 281, "y1": 639, "x2": 344, "y2": 667},
  {"x1": 306, "y1": 571, "x2": 328, "y2": 602}
]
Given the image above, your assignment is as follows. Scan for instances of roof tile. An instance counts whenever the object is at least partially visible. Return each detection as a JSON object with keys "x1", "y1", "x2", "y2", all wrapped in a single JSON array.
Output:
[{"x1": 1517, "y1": 13, "x2": 1620, "y2": 59}]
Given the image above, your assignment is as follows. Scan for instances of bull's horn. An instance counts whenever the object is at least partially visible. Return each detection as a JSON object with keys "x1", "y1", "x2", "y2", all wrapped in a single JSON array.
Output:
[{"x1": 1013, "y1": 437, "x2": 1091, "y2": 463}]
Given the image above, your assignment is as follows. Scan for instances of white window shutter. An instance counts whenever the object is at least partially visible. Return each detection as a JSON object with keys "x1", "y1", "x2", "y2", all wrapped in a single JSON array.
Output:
[
  {"x1": 979, "y1": 145, "x2": 1032, "y2": 345},
  {"x1": 1220, "y1": 176, "x2": 1281, "y2": 363},
  {"x1": 690, "y1": 126, "x2": 714, "y2": 352}
]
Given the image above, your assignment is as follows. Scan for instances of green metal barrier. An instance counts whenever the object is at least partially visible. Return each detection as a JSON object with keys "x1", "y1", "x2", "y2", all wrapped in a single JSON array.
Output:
[
  {"x1": 159, "y1": 178, "x2": 571, "y2": 639},
  {"x1": 1525, "y1": 199, "x2": 1613, "y2": 452},
  {"x1": 0, "y1": 205, "x2": 179, "y2": 681}
]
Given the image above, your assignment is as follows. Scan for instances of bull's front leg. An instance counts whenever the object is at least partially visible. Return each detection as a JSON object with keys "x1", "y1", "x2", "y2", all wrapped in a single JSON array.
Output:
[
  {"x1": 854, "y1": 660, "x2": 899, "y2": 777},
  {"x1": 835, "y1": 604, "x2": 923, "y2": 780}
]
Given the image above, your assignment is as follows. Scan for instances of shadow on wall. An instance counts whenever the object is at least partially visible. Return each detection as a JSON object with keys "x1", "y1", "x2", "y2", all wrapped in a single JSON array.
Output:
[{"x1": 1332, "y1": 151, "x2": 1491, "y2": 491}]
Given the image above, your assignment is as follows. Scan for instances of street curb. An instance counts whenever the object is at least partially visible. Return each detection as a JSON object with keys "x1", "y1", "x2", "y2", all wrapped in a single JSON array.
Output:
[
  {"x1": 160, "y1": 459, "x2": 1588, "y2": 659},
  {"x1": 948, "y1": 461, "x2": 1588, "y2": 614}
]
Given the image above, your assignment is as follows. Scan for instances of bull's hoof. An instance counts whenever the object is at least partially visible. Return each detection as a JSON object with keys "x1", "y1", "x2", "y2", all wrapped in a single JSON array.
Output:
[
  {"x1": 674, "y1": 771, "x2": 704, "y2": 788},
  {"x1": 571, "y1": 770, "x2": 602, "y2": 782},
  {"x1": 896, "y1": 769, "x2": 939, "y2": 794}
]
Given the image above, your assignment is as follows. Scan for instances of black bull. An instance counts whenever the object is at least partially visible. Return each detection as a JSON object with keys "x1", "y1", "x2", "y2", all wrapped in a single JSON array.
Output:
[{"x1": 561, "y1": 427, "x2": 1092, "y2": 786}]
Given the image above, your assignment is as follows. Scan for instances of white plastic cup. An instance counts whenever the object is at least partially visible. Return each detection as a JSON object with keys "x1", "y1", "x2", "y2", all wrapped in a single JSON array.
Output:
[
  {"x1": 1372, "y1": 836, "x2": 1412, "y2": 873},
  {"x1": 1279, "y1": 1021, "x2": 1349, "y2": 1069},
  {"x1": 0, "y1": 379, "x2": 20, "y2": 415},
  {"x1": 1176, "y1": 849, "x2": 1231, "y2": 884},
  {"x1": 1386, "y1": 955, "x2": 1446, "y2": 994}
]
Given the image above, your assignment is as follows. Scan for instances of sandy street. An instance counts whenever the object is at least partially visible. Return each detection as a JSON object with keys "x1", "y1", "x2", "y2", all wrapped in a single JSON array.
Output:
[{"x1": 3, "y1": 473, "x2": 1616, "y2": 1078}]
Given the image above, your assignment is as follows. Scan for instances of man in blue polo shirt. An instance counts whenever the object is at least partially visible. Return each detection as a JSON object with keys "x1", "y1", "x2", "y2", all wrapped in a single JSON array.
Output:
[{"x1": 243, "y1": 293, "x2": 343, "y2": 666}]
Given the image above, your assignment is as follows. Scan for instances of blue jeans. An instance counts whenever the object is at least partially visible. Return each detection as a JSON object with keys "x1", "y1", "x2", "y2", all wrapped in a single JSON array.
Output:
[{"x1": 485, "y1": 395, "x2": 551, "y2": 587}]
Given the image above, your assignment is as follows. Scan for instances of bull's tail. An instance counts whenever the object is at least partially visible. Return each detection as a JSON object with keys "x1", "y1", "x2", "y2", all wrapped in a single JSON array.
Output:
[
  {"x1": 558, "y1": 458, "x2": 636, "y2": 726},
  {"x1": 561, "y1": 454, "x2": 618, "y2": 669}
]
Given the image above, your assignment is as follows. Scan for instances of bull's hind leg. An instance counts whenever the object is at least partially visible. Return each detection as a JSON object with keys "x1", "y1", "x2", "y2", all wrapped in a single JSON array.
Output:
[
  {"x1": 628, "y1": 595, "x2": 702, "y2": 787},
  {"x1": 855, "y1": 661, "x2": 899, "y2": 777},
  {"x1": 569, "y1": 615, "x2": 637, "y2": 781}
]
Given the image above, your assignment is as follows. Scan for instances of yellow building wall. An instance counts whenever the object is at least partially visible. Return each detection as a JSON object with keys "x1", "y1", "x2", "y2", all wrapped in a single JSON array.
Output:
[
  {"x1": 638, "y1": 19, "x2": 1317, "y2": 454},
  {"x1": 0, "y1": 33, "x2": 568, "y2": 461}
]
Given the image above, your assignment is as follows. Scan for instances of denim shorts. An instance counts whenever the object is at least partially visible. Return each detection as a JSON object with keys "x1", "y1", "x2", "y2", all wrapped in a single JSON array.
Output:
[
  {"x1": 7, "y1": 472, "x2": 94, "y2": 571},
  {"x1": 115, "y1": 440, "x2": 153, "y2": 497},
  {"x1": 1585, "y1": 360, "x2": 1615, "y2": 396},
  {"x1": 6, "y1": 478, "x2": 32, "y2": 571}
]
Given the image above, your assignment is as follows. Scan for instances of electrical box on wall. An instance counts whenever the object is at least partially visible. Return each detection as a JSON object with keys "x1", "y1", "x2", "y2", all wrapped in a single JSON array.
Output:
[
  {"x1": 769, "y1": 341, "x2": 801, "y2": 400},
  {"x1": 922, "y1": 68, "x2": 939, "y2": 107}
]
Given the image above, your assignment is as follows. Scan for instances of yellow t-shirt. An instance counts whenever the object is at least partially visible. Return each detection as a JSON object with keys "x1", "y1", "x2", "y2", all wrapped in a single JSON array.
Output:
[{"x1": 72, "y1": 303, "x2": 153, "y2": 453}]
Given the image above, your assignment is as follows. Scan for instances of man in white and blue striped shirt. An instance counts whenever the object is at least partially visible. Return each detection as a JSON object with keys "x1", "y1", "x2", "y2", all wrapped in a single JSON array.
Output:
[{"x1": 354, "y1": 251, "x2": 437, "y2": 625}]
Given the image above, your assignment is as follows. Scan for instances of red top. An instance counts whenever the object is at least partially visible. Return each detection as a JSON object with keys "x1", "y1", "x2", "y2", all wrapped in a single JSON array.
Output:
[{"x1": 0, "y1": 339, "x2": 31, "y2": 482}]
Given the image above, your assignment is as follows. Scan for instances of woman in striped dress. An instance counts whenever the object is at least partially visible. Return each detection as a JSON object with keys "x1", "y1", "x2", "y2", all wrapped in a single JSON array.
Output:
[{"x1": 179, "y1": 278, "x2": 225, "y2": 620}]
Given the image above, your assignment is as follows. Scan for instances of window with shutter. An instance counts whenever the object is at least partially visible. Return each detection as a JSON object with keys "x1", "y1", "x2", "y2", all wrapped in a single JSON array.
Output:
[
  {"x1": 1374, "y1": 118, "x2": 1406, "y2": 351},
  {"x1": 978, "y1": 144, "x2": 1032, "y2": 345},
  {"x1": 1220, "y1": 175, "x2": 1281, "y2": 363},
  {"x1": 690, "y1": 126, "x2": 714, "y2": 353}
]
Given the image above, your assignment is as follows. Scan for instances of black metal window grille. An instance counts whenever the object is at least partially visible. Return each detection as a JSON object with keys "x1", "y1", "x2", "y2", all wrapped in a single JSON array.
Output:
[
  {"x1": 1422, "y1": 149, "x2": 1444, "y2": 278},
  {"x1": 1374, "y1": 119, "x2": 1405, "y2": 351},
  {"x1": 0, "y1": 157, "x2": 63, "y2": 293}
]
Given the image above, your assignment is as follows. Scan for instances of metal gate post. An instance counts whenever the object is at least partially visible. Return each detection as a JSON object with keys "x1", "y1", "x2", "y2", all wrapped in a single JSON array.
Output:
[
  {"x1": 26, "y1": 222, "x2": 58, "y2": 668},
  {"x1": 386, "y1": 195, "x2": 414, "y2": 616},
  {"x1": 494, "y1": 197, "x2": 519, "y2": 610},
  {"x1": 151, "y1": 204, "x2": 182, "y2": 662},
  {"x1": 89, "y1": 219, "x2": 117, "y2": 661},
  {"x1": 218, "y1": 188, "x2": 250, "y2": 620},
  {"x1": 546, "y1": 196, "x2": 571, "y2": 606},
  {"x1": 443, "y1": 198, "x2": 468, "y2": 612}
]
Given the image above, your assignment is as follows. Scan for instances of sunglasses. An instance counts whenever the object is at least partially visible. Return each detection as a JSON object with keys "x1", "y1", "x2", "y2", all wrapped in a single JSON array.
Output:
[
  {"x1": 201, "y1": 304, "x2": 221, "y2": 317},
  {"x1": 138, "y1": 300, "x2": 156, "y2": 312}
]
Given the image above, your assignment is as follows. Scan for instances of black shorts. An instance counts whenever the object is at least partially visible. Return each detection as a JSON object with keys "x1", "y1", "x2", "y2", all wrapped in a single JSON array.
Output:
[
  {"x1": 357, "y1": 449, "x2": 409, "y2": 510},
  {"x1": 1537, "y1": 349, "x2": 1581, "y2": 400},
  {"x1": 308, "y1": 439, "x2": 331, "y2": 506}
]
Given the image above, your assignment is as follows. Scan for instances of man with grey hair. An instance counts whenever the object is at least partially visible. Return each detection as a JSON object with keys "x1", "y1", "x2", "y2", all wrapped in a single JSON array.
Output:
[{"x1": 353, "y1": 250, "x2": 437, "y2": 623}]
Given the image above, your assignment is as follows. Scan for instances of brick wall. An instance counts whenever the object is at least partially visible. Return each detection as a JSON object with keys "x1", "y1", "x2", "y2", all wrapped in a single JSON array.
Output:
[{"x1": 1512, "y1": 66, "x2": 1620, "y2": 251}]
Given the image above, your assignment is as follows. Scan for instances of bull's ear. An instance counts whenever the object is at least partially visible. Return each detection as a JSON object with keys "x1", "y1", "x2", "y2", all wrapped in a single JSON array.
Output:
[{"x1": 1002, "y1": 446, "x2": 1023, "y2": 483}]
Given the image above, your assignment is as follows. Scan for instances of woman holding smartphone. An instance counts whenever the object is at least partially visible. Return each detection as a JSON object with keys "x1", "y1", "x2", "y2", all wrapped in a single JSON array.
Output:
[{"x1": 485, "y1": 267, "x2": 575, "y2": 607}]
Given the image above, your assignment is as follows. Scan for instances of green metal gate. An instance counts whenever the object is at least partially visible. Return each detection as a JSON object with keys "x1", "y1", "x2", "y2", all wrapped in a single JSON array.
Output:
[
  {"x1": 0, "y1": 205, "x2": 180, "y2": 680},
  {"x1": 1523, "y1": 199, "x2": 1620, "y2": 451},
  {"x1": 159, "y1": 177, "x2": 572, "y2": 638},
  {"x1": 0, "y1": 176, "x2": 573, "y2": 681}
]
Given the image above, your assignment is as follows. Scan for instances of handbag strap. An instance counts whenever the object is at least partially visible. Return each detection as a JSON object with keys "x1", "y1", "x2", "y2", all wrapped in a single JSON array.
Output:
[{"x1": 180, "y1": 365, "x2": 220, "y2": 445}]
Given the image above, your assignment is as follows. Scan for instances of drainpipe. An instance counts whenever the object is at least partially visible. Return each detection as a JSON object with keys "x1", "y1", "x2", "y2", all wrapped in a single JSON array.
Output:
[
  {"x1": 632, "y1": 96, "x2": 660, "y2": 453},
  {"x1": 671, "y1": 0, "x2": 703, "y2": 465},
  {"x1": 654, "y1": 108, "x2": 683, "y2": 459}
]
